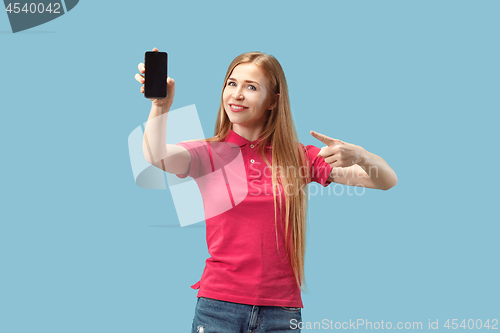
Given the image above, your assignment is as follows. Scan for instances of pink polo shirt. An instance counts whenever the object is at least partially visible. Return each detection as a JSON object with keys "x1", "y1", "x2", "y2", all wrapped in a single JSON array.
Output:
[{"x1": 175, "y1": 129, "x2": 332, "y2": 308}]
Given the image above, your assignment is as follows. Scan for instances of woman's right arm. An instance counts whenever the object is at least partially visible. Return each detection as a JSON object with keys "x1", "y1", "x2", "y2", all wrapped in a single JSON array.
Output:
[
  {"x1": 142, "y1": 103, "x2": 191, "y2": 174},
  {"x1": 136, "y1": 48, "x2": 191, "y2": 175}
]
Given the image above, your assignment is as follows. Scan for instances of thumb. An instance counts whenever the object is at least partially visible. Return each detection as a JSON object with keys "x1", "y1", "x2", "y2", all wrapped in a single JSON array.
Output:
[{"x1": 166, "y1": 76, "x2": 175, "y2": 98}]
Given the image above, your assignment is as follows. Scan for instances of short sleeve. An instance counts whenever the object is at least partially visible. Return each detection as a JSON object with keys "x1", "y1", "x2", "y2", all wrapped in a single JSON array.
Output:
[
  {"x1": 175, "y1": 141, "x2": 213, "y2": 179},
  {"x1": 302, "y1": 144, "x2": 333, "y2": 187}
]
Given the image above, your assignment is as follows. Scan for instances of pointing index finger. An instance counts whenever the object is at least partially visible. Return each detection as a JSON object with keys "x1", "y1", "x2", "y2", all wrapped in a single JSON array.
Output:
[{"x1": 310, "y1": 130, "x2": 337, "y2": 146}]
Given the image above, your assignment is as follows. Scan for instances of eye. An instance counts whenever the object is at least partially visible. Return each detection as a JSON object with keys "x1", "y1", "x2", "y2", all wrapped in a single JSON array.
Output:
[
  {"x1": 248, "y1": 85, "x2": 256, "y2": 91},
  {"x1": 227, "y1": 81, "x2": 236, "y2": 86}
]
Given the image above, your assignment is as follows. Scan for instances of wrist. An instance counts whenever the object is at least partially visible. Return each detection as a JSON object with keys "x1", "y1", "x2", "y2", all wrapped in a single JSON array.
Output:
[
  {"x1": 151, "y1": 103, "x2": 169, "y2": 115},
  {"x1": 357, "y1": 146, "x2": 370, "y2": 167}
]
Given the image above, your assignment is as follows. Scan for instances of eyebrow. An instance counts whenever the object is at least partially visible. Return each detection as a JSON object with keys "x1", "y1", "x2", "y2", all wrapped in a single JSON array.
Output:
[{"x1": 227, "y1": 77, "x2": 261, "y2": 86}]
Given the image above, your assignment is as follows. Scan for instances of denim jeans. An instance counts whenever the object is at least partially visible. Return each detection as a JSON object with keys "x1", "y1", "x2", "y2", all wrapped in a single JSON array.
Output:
[{"x1": 191, "y1": 296, "x2": 302, "y2": 333}]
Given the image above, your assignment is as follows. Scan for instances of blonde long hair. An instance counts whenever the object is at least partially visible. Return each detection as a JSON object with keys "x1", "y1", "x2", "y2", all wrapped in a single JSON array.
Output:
[{"x1": 206, "y1": 51, "x2": 312, "y2": 292}]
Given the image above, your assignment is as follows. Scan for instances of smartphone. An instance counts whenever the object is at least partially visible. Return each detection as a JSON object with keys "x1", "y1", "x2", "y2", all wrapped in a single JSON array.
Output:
[{"x1": 144, "y1": 51, "x2": 168, "y2": 99}]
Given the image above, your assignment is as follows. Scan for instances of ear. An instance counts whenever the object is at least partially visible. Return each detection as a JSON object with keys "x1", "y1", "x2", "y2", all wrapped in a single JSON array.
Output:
[{"x1": 268, "y1": 93, "x2": 279, "y2": 110}]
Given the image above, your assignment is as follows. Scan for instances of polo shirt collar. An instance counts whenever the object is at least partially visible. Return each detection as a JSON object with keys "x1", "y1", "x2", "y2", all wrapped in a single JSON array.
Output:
[{"x1": 225, "y1": 129, "x2": 272, "y2": 149}]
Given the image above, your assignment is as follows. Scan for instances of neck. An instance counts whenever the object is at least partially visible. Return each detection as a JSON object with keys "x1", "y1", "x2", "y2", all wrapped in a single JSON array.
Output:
[{"x1": 231, "y1": 123, "x2": 265, "y2": 142}]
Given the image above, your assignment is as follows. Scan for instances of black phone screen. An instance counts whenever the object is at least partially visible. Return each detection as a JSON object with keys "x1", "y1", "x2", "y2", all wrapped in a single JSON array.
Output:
[{"x1": 144, "y1": 51, "x2": 168, "y2": 99}]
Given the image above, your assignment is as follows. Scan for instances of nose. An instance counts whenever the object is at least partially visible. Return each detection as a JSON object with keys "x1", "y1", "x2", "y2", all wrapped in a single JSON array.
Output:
[{"x1": 232, "y1": 87, "x2": 244, "y2": 100}]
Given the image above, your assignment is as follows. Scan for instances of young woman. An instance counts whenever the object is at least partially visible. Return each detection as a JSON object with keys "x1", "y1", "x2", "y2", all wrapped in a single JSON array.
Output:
[{"x1": 135, "y1": 48, "x2": 397, "y2": 332}]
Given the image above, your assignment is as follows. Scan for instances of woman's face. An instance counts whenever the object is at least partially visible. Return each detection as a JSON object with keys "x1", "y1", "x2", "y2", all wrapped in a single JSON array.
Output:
[{"x1": 223, "y1": 63, "x2": 277, "y2": 130}]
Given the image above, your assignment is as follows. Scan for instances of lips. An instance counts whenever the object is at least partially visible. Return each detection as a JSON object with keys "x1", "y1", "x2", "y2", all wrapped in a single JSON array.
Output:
[{"x1": 229, "y1": 104, "x2": 248, "y2": 112}]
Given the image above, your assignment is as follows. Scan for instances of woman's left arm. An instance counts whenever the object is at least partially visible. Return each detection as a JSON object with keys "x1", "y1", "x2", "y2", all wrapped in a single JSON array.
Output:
[
  {"x1": 311, "y1": 130, "x2": 397, "y2": 191},
  {"x1": 356, "y1": 148, "x2": 398, "y2": 190}
]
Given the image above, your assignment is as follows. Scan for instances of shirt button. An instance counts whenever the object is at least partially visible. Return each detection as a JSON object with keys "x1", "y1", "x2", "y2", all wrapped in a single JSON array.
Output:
[
  {"x1": 250, "y1": 144, "x2": 255, "y2": 148},
  {"x1": 250, "y1": 159, "x2": 255, "y2": 163}
]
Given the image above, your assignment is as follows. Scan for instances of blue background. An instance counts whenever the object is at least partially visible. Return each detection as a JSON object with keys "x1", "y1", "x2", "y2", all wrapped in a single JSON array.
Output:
[{"x1": 1, "y1": 0, "x2": 499, "y2": 332}]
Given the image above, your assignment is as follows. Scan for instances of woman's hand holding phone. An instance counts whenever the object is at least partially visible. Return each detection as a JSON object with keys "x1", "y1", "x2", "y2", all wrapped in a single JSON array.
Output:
[{"x1": 135, "y1": 48, "x2": 175, "y2": 110}]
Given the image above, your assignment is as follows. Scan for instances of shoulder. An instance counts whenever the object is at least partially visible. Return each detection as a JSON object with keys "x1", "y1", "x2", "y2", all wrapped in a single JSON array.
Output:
[
  {"x1": 177, "y1": 139, "x2": 208, "y2": 146},
  {"x1": 299, "y1": 142, "x2": 321, "y2": 157},
  {"x1": 180, "y1": 139, "x2": 207, "y2": 143}
]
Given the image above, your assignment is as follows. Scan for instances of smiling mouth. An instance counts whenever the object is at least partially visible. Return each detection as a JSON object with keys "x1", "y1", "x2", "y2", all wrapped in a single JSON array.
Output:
[{"x1": 229, "y1": 104, "x2": 248, "y2": 112}]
